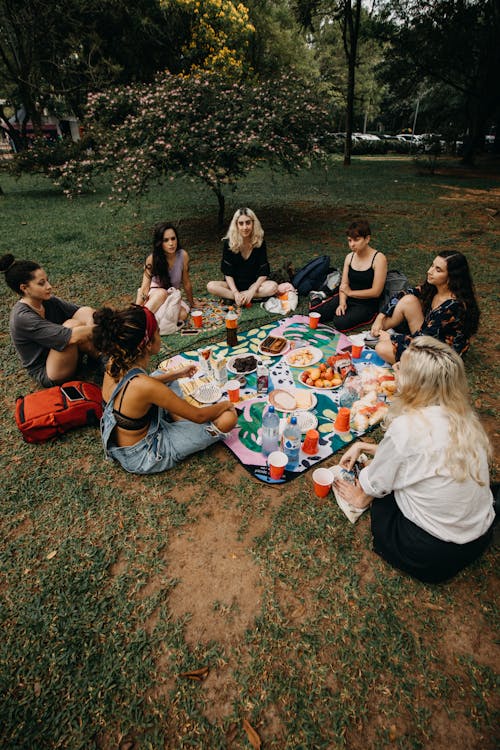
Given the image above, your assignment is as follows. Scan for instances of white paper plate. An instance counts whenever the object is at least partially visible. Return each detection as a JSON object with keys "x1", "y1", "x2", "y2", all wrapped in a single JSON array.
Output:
[
  {"x1": 294, "y1": 411, "x2": 318, "y2": 433},
  {"x1": 269, "y1": 388, "x2": 317, "y2": 413},
  {"x1": 284, "y1": 346, "x2": 323, "y2": 368},
  {"x1": 258, "y1": 336, "x2": 290, "y2": 357},
  {"x1": 193, "y1": 383, "x2": 223, "y2": 404},
  {"x1": 226, "y1": 354, "x2": 258, "y2": 375}
]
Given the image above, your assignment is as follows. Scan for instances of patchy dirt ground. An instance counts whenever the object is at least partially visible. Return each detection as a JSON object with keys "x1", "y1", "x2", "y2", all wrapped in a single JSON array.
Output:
[
  {"x1": 141, "y1": 172, "x2": 499, "y2": 749},
  {"x1": 2, "y1": 163, "x2": 498, "y2": 750}
]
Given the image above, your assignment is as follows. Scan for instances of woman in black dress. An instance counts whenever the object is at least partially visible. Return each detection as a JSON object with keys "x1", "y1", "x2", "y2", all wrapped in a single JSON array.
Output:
[{"x1": 207, "y1": 208, "x2": 278, "y2": 306}]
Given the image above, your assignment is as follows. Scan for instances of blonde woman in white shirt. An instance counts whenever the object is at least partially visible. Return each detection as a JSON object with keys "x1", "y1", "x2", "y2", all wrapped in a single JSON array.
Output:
[{"x1": 334, "y1": 336, "x2": 495, "y2": 583}]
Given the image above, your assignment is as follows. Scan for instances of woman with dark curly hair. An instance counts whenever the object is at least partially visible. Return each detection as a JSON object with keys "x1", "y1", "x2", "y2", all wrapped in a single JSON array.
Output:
[
  {"x1": 0, "y1": 253, "x2": 96, "y2": 386},
  {"x1": 135, "y1": 222, "x2": 194, "y2": 328},
  {"x1": 370, "y1": 251, "x2": 479, "y2": 364},
  {"x1": 94, "y1": 304, "x2": 237, "y2": 474}
]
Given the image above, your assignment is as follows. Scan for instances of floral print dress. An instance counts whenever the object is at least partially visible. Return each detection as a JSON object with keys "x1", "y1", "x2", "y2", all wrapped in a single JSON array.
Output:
[{"x1": 382, "y1": 286, "x2": 469, "y2": 361}]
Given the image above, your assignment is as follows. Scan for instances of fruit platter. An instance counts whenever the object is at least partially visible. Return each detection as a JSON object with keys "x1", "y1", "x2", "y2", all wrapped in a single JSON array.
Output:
[{"x1": 299, "y1": 362, "x2": 344, "y2": 389}]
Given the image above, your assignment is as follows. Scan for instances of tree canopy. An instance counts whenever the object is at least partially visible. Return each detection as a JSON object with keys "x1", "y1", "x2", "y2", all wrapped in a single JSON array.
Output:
[{"x1": 52, "y1": 71, "x2": 331, "y2": 224}]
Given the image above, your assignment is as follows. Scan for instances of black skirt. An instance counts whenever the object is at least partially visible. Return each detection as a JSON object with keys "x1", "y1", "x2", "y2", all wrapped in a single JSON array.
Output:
[{"x1": 370, "y1": 493, "x2": 493, "y2": 583}]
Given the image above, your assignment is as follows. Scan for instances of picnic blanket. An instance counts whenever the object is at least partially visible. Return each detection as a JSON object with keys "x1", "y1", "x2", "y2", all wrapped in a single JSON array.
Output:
[{"x1": 172, "y1": 314, "x2": 389, "y2": 484}]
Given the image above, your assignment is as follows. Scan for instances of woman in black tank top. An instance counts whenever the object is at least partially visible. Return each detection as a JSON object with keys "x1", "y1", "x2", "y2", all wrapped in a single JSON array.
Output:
[{"x1": 329, "y1": 219, "x2": 387, "y2": 332}]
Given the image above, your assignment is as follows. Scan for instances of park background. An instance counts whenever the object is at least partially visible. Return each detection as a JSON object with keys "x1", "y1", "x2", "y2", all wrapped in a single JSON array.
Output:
[{"x1": 1, "y1": 1, "x2": 499, "y2": 748}]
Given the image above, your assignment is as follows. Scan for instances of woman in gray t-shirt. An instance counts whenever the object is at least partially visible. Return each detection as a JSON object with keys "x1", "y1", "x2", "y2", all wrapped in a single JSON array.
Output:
[{"x1": 1, "y1": 254, "x2": 96, "y2": 387}]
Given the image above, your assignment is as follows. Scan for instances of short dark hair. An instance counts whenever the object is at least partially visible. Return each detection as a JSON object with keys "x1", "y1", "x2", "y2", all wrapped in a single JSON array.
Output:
[{"x1": 346, "y1": 220, "x2": 371, "y2": 239}]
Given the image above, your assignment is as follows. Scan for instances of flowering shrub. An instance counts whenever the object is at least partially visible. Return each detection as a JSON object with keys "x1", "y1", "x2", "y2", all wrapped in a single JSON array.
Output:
[
  {"x1": 52, "y1": 71, "x2": 331, "y2": 223},
  {"x1": 160, "y1": 0, "x2": 254, "y2": 73}
]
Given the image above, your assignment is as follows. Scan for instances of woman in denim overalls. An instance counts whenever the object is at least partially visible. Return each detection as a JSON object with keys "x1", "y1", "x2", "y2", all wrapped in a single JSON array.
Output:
[{"x1": 94, "y1": 305, "x2": 237, "y2": 474}]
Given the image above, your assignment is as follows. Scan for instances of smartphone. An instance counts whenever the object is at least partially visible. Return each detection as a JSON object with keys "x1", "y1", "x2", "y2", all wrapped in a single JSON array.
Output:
[
  {"x1": 181, "y1": 328, "x2": 200, "y2": 336},
  {"x1": 351, "y1": 461, "x2": 362, "y2": 479},
  {"x1": 61, "y1": 385, "x2": 85, "y2": 401}
]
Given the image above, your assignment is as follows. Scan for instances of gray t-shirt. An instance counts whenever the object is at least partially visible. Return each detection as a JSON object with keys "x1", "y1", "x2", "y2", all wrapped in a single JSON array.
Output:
[{"x1": 9, "y1": 296, "x2": 80, "y2": 375}]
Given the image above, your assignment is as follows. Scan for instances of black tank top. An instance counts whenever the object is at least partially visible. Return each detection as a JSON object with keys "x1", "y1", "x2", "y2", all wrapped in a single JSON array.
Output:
[{"x1": 348, "y1": 251, "x2": 378, "y2": 290}]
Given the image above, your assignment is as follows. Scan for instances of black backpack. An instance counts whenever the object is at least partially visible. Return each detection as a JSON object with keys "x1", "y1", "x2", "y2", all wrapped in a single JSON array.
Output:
[
  {"x1": 379, "y1": 269, "x2": 409, "y2": 311},
  {"x1": 292, "y1": 255, "x2": 331, "y2": 295}
]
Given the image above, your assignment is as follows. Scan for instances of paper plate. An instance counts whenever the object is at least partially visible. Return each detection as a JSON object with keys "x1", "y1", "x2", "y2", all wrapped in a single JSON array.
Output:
[
  {"x1": 284, "y1": 346, "x2": 323, "y2": 368},
  {"x1": 269, "y1": 388, "x2": 317, "y2": 413},
  {"x1": 226, "y1": 354, "x2": 258, "y2": 375},
  {"x1": 294, "y1": 410, "x2": 318, "y2": 433},
  {"x1": 258, "y1": 335, "x2": 290, "y2": 357},
  {"x1": 193, "y1": 383, "x2": 223, "y2": 404},
  {"x1": 159, "y1": 355, "x2": 193, "y2": 372}
]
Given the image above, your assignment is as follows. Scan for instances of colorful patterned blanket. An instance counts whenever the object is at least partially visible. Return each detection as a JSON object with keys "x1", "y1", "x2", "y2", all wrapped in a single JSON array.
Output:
[{"x1": 174, "y1": 314, "x2": 389, "y2": 485}]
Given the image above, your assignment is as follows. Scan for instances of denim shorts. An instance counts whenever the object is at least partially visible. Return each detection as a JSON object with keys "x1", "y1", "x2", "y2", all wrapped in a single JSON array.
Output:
[{"x1": 102, "y1": 375, "x2": 228, "y2": 474}]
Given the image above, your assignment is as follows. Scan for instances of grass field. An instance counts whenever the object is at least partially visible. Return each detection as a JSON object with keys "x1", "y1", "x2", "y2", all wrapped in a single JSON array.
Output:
[{"x1": 0, "y1": 158, "x2": 499, "y2": 749}]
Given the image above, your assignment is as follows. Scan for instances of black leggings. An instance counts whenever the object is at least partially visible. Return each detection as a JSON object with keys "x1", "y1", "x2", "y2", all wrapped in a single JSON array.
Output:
[
  {"x1": 310, "y1": 292, "x2": 378, "y2": 332},
  {"x1": 370, "y1": 493, "x2": 494, "y2": 583}
]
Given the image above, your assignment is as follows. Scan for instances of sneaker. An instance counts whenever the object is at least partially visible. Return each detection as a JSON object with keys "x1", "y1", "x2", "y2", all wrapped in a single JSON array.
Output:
[
  {"x1": 309, "y1": 290, "x2": 327, "y2": 302},
  {"x1": 364, "y1": 334, "x2": 379, "y2": 349}
]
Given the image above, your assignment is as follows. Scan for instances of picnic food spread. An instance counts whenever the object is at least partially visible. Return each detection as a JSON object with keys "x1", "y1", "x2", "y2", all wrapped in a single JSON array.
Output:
[{"x1": 168, "y1": 316, "x2": 395, "y2": 484}]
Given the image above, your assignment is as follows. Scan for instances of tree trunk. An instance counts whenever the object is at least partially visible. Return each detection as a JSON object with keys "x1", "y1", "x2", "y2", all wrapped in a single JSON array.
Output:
[
  {"x1": 342, "y1": 0, "x2": 362, "y2": 167},
  {"x1": 215, "y1": 185, "x2": 225, "y2": 228}
]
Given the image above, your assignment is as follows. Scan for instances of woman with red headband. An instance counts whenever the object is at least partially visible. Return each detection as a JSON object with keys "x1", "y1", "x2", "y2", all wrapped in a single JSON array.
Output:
[{"x1": 93, "y1": 305, "x2": 237, "y2": 474}]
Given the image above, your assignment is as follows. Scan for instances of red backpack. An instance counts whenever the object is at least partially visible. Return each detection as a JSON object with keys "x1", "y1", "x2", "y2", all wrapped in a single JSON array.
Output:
[{"x1": 15, "y1": 380, "x2": 103, "y2": 444}]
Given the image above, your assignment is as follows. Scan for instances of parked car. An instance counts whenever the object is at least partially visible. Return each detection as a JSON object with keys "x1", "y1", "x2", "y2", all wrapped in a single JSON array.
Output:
[
  {"x1": 352, "y1": 132, "x2": 382, "y2": 142},
  {"x1": 418, "y1": 133, "x2": 447, "y2": 153},
  {"x1": 485, "y1": 128, "x2": 496, "y2": 152}
]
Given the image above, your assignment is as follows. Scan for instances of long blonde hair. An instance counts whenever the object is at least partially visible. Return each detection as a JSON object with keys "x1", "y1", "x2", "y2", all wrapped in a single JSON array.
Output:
[
  {"x1": 385, "y1": 336, "x2": 491, "y2": 483},
  {"x1": 224, "y1": 207, "x2": 264, "y2": 253}
]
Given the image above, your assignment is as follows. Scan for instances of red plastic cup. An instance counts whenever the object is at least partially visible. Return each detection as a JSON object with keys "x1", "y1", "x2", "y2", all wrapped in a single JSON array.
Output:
[
  {"x1": 302, "y1": 429, "x2": 319, "y2": 455},
  {"x1": 226, "y1": 380, "x2": 240, "y2": 403},
  {"x1": 191, "y1": 310, "x2": 203, "y2": 328},
  {"x1": 334, "y1": 407, "x2": 351, "y2": 432},
  {"x1": 268, "y1": 451, "x2": 288, "y2": 480},
  {"x1": 312, "y1": 468, "x2": 334, "y2": 498},
  {"x1": 351, "y1": 344, "x2": 363, "y2": 358},
  {"x1": 309, "y1": 312, "x2": 321, "y2": 329}
]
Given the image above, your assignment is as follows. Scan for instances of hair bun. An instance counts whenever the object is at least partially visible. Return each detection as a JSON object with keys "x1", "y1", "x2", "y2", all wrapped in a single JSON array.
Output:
[{"x1": 0, "y1": 254, "x2": 16, "y2": 274}]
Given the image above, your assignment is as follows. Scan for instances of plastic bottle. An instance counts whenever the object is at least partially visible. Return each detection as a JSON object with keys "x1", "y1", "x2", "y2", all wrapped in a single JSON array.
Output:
[
  {"x1": 225, "y1": 307, "x2": 238, "y2": 347},
  {"x1": 261, "y1": 404, "x2": 280, "y2": 456},
  {"x1": 281, "y1": 415, "x2": 301, "y2": 470},
  {"x1": 256, "y1": 359, "x2": 269, "y2": 394}
]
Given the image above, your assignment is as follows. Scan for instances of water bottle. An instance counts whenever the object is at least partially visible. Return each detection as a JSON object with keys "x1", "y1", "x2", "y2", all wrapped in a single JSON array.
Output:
[
  {"x1": 225, "y1": 307, "x2": 238, "y2": 347},
  {"x1": 261, "y1": 404, "x2": 280, "y2": 456},
  {"x1": 281, "y1": 415, "x2": 301, "y2": 470},
  {"x1": 256, "y1": 359, "x2": 269, "y2": 394}
]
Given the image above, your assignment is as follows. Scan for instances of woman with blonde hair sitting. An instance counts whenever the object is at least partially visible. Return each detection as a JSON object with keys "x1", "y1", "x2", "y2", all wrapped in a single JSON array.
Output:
[
  {"x1": 207, "y1": 207, "x2": 278, "y2": 305},
  {"x1": 334, "y1": 336, "x2": 495, "y2": 583}
]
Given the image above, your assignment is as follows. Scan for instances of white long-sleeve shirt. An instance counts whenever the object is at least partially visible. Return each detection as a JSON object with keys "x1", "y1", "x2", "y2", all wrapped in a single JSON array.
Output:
[{"x1": 359, "y1": 405, "x2": 494, "y2": 543}]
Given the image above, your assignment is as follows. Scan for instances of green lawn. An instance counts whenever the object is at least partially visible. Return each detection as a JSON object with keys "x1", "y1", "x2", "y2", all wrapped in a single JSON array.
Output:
[{"x1": 0, "y1": 159, "x2": 498, "y2": 749}]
